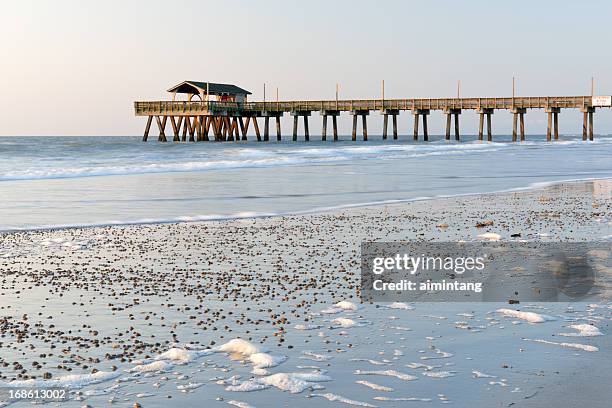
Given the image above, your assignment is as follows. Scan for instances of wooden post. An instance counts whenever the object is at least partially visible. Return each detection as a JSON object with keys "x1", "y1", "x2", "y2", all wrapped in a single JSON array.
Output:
[
  {"x1": 519, "y1": 113, "x2": 525, "y2": 142},
  {"x1": 264, "y1": 117, "x2": 270, "y2": 141},
  {"x1": 156, "y1": 116, "x2": 167, "y2": 142},
  {"x1": 588, "y1": 111, "x2": 593, "y2": 141},
  {"x1": 445, "y1": 113, "x2": 451, "y2": 140},
  {"x1": 304, "y1": 115, "x2": 310, "y2": 141},
  {"x1": 392, "y1": 114, "x2": 397, "y2": 140},
  {"x1": 413, "y1": 113, "x2": 419, "y2": 141},
  {"x1": 203, "y1": 116, "x2": 211, "y2": 141},
  {"x1": 512, "y1": 113, "x2": 518, "y2": 142},
  {"x1": 383, "y1": 114, "x2": 388, "y2": 140},
  {"x1": 322, "y1": 115, "x2": 328, "y2": 141},
  {"x1": 239, "y1": 117, "x2": 247, "y2": 141},
  {"x1": 362, "y1": 114, "x2": 367, "y2": 141},
  {"x1": 194, "y1": 116, "x2": 202, "y2": 142},
  {"x1": 582, "y1": 112, "x2": 588, "y2": 141},
  {"x1": 253, "y1": 117, "x2": 261, "y2": 142},
  {"x1": 143, "y1": 116, "x2": 152, "y2": 142},
  {"x1": 454, "y1": 113, "x2": 460, "y2": 141},
  {"x1": 224, "y1": 117, "x2": 233, "y2": 142},
  {"x1": 546, "y1": 112, "x2": 552, "y2": 141},
  {"x1": 332, "y1": 115, "x2": 338, "y2": 142},
  {"x1": 292, "y1": 115, "x2": 298, "y2": 141},
  {"x1": 352, "y1": 114, "x2": 357, "y2": 141},
  {"x1": 422, "y1": 114, "x2": 428, "y2": 142},
  {"x1": 223, "y1": 117, "x2": 230, "y2": 141},
  {"x1": 170, "y1": 116, "x2": 179, "y2": 141},
  {"x1": 276, "y1": 116, "x2": 281, "y2": 141},
  {"x1": 486, "y1": 113, "x2": 491, "y2": 142},
  {"x1": 478, "y1": 113, "x2": 484, "y2": 141},
  {"x1": 181, "y1": 116, "x2": 188, "y2": 142},
  {"x1": 553, "y1": 112, "x2": 559, "y2": 141}
]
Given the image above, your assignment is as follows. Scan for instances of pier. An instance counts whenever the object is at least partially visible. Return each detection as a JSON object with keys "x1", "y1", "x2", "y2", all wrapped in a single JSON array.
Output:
[{"x1": 135, "y1": 81, "x2": 611, "y2": 142}]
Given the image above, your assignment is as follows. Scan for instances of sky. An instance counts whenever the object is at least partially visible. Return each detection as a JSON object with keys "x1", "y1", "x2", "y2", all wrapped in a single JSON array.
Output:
[{"x1": 1, "y1": 0, "x2": 611, "y2": 136}]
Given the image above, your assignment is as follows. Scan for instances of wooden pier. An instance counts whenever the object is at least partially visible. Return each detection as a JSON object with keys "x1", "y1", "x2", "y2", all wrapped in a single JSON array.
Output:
[{"x1": 135, "y1": 81, "x2": 610, "y2": 142}]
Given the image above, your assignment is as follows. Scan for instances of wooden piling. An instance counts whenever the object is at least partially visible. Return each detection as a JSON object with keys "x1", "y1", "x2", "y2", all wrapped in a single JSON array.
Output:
[
  {"x1": 553, "y1": 112, "x2": 559, "y2": 141},
  {"x1": 547, "y1": 112, "x2": 552, "y2": 141},
  {"x1": 512, "y1": 113, "x2": 518, "y2": 142},
  {"x1": 392, "y1": 114, "x2": 397, "y2": 140},
  {"x1": 486, "y1": 113, "x2": 492, "y2": 142},
  {"x1": 454, "y1": 113, "x2": 460, "y2": 141},
  {"x1": 239, "y1": 117, "x2": 247, "y2": 141},
  {"x1": 445, "y1": 113, "x2": 451, "y2": 141},
  {"x1": 413, "y1": 113, "x2": 419, "y2": 141},
  {"x1": 293, "y1": 115, "x2": 298, "y2": 141},
  {"x1": 352, "y1": 115, "x2": 357, "y2": 141},
  {"x1": 383, "y1": 114, "x2": 388, "y2": 140},
  {"x1": 304, "y1": 115, "x2": 310, "y2": 141},
  {"x1": 519, "y1": 113, "x2": 525, "y2": 141},
  {"x1": 143, "y1": 116, "x2": 152, "y2": 142},
  {"x1": 589, "y1": 111, "x2": 593, "y2": 141},
  {"x1": 253, "y1": 117, "x2": 261, "y2": 142},
  {"x1": 422, "y1": 114, "x2": 428, "y2": 142},
  {"x1": 478, "y1": 113, "x2": 484, "y2": 141},
  {"x1": 322, "y1": 115, "x2": 328, "y2": 141},
  {"x1": 362, "y1": 114, "x2": 367, "y2": 141},
  {"x1": 276, "y1": 116, "x2": 281, "y2": 141},
  {"x1": 156, "y1": 116, "x2": 167, "y2": 142},
  {"x1": 264, "y1": 117, "x2": 270, "y2": 141},
  {"x1": 582, "y1": 111, "x2": 588, "y2": 141},
  {"x1": 332, "y1": 115, "x2": 338, "y2": 142}
]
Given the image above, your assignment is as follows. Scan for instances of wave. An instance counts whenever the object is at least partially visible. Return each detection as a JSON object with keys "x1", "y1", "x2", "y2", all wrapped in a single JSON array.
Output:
[
  {"x1": 2, "y1": 176, "x2": 608, "y2": 233},
  {"x1": 4, "y1": 138, "x2": 608, "y2": 181}
]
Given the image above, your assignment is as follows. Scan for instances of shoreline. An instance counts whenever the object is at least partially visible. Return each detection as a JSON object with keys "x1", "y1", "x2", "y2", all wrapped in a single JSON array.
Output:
[
  {"x1": 2, "y1": 175, "x2": 611, "y2": 234},
  {"x1": 0, "y1": 178, "x2": 610, "y2": 407}
]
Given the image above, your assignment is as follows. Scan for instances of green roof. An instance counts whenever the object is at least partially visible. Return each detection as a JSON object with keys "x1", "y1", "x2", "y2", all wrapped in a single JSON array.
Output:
[{"x1": 167, "y1": 81, "x2": 251, "y2": 95}]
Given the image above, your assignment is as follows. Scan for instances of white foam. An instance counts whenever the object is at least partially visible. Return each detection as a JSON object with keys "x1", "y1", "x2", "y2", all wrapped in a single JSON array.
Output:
[
  {"x1": 249, "y1": 353, "x2": 287, "y2": 369},
  {"x1": 311, "y1": 392, "x2": 377, "y2": 407},
  {"x1": 383, "y1": 302, "x2": 414, "y2": 310},
  {"x1": 472, "y1": 370, "x2": 497, "y2": 378},
  {"x1": 354, "y1": 370, "x2": 418, "y2": 381},
  {"x1": 256, "y1": 372, "x2": 332, "y2": 393},
  {"x1": 157, "y1": 347, "x2": 213, "y2": 363},
  {"x1": 496, "y1": 309, "x2": 555, "y2": 323},
  {"x1": 294, "y1": 324, "x2": 322, "y2": 330},
  {"x1": 477, "y1": 232, "x2": 502, "y2": 241},
  {"x1": 0, "y1": 371, "x2": 120, "y2": 389},
  {"x1": 331, "y1": 317, "x2": 357, "y2": 328},
  {"x1": 558, "y1": 324, "x2": 603, "y2": 337},
  {"x1": 227, "y1": 400, "x2": 256, "y2": 408},
  {"x1": 355, "y1": 380, "x2": 394, "y2": 392},
  {"x1": 522, "y1": 338, "x2": 599, "y2": 352},
  {"x1": 300, "y1": 351, "x2": 331, "y2": 362},
  {"x1": 373, "y1": 396, "x2": 432, "y2": 402},
  {"x1": 216, "y1": 339, "x2": 263, "y2": 356},
  {"x1": 422, "y1": 371, "x2": 456, "y2": 378},
  {"x1": 335, "y1": 301, "x2": 360, "y2": 311},
  {"x1": 129, "y1": 360, "x2": 173, "y2": 373},
  {"x1": 176, "y1": 382, "x2": 203, "y2": 391}
]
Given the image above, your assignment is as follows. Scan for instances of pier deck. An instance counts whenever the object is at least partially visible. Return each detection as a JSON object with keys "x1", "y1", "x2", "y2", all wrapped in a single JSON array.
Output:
[{"x1": 134, "y1": 95, "x2": 609, "y2": 143}]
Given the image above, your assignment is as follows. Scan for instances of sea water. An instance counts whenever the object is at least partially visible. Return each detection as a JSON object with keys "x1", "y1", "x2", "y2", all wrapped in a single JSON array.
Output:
[{"x1": 0, "y1": 134, "x2": 611, "y2": 231}]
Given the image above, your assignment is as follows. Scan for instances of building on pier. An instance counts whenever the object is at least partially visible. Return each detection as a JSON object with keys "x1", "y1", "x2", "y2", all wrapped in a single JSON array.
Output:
[{"x1": 167, "y1": 81, "x2": 251, "y2": 103}]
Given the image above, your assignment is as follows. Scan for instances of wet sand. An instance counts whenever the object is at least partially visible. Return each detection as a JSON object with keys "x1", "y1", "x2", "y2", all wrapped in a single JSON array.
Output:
[{"x1": 0, "y1": 179, "x2": 610, "y2": 407}]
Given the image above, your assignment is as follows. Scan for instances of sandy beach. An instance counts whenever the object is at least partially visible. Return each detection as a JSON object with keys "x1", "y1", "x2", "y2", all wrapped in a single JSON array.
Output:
[{"x1": 0, "y1": 179, "x2": 610, "y2": 408}]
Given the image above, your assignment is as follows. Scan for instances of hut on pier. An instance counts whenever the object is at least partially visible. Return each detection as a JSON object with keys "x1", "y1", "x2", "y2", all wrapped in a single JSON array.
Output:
[{"x1": 167, "y1": 81, "x2": 251, "y2": 103}]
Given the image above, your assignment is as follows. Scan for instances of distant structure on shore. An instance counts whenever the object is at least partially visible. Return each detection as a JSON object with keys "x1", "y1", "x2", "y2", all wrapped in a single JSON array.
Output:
[{"x1": 135, "y1": 81, "x2": 611, "y2": 143}]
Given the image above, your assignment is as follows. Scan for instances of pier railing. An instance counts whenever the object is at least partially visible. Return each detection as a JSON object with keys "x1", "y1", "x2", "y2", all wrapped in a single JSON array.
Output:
[{"x1": 135, "y1": 96, "x2": 593, "y2": 116}]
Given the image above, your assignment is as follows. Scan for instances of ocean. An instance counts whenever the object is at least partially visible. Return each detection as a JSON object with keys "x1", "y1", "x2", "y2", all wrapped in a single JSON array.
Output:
[{"x1": 1, "y1": 134, "x2": 611, "y2": 231}]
